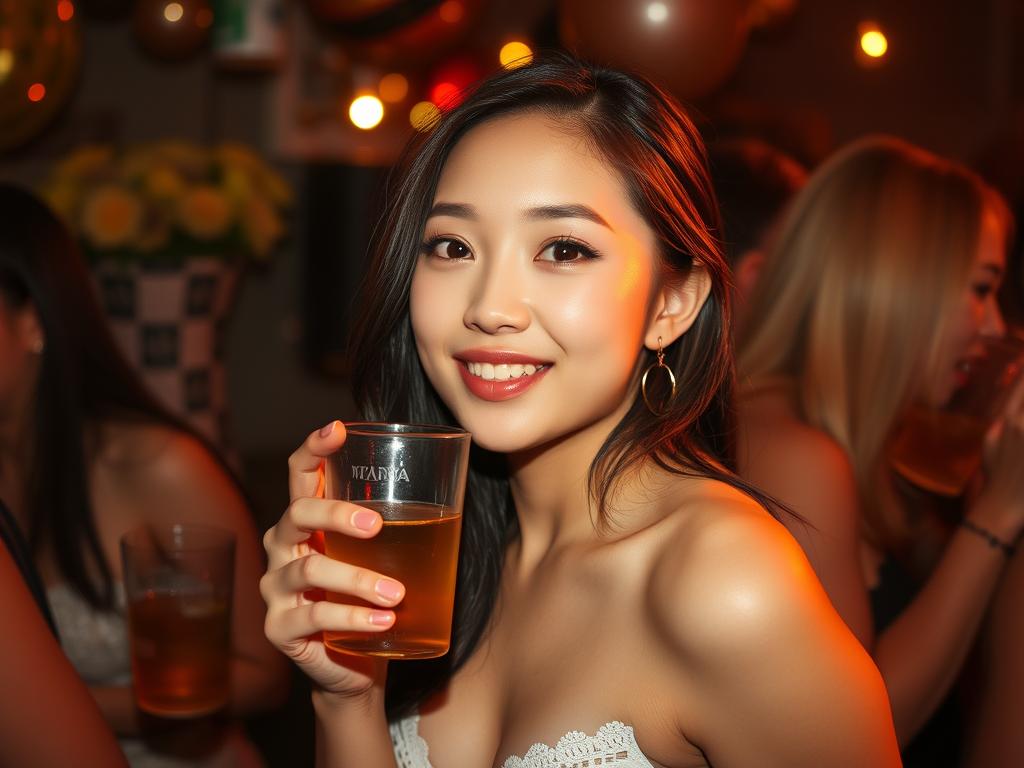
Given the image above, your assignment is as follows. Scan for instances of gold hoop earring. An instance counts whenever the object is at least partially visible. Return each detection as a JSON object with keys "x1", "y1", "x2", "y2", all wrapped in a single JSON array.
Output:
[{"x1": 641, "y1": 336, "x2": 677, "y2": 415}]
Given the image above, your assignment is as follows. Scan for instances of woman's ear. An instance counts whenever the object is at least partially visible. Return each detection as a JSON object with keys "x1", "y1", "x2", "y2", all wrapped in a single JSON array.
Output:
[
  {"x1": 644, "y1": 264, "x2": 712, "y2": 350},
  {"x1": 15, "y1": 306, "x2": 45, "y2": 354}
]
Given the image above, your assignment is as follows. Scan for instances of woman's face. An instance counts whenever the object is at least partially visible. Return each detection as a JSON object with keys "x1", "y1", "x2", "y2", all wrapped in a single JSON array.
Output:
[
  {"x1": 409, "y1": 113, "x2": 673, "y2": 454},
  {"x1": 927, "y1": 207, "x2": 1007, "y2": 406}
]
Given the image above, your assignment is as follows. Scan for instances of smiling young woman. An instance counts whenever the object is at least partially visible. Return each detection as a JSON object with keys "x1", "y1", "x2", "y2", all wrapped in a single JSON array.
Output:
[{"x1": 259, "y1": 54, "x2": 900, "y2": 768}]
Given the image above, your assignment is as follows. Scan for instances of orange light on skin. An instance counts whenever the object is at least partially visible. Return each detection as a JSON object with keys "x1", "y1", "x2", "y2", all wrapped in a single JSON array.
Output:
[
  {"x1": 349, "y1": 94, "x2": 384, "y2": 130},
  {"x1": 164, "y1": 2, "x2": 184, "y2": 23},
  {"x1": 439, "y1": 0, "x2": 463, "y2": 24},
  {"x1": 27, "y1": 83, "x2": 46, "y2": 102},
  {"x1": 379, "y1": 73, "x2": 409, "y2": 103},
  {"x1": 57, "y1": 0, "x2": 75, "y2": 22},
  {"x1": 499, "y1": 41, "x2": 533, "y2": 69}
]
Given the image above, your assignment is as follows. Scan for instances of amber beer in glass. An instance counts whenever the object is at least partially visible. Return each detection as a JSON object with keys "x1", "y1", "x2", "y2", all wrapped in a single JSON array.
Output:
[
  {"x1": 323, "y1": 423, "x2": 470, "y2": 659},
  {"x1": 122, "y1": 524, "x2": 235, "y2": 717},
  {"x1": 890, "y1": 334, "x2": 1024, "y2": 496}
]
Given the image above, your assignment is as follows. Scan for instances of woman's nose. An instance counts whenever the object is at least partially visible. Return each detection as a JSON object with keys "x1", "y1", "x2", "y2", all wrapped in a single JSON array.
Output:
[
  {"x1": 981, "y1": 297, "x2": 1007, "y2": 338},
  {"x1": 462, "y1": 258, "x2": 531, "y2": 335}
]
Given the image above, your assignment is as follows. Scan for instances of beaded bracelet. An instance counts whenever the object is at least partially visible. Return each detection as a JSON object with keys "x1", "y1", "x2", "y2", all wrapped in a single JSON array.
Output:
[{"x1": 960, "y1": 518, "x2": 1018, "y2": 558}]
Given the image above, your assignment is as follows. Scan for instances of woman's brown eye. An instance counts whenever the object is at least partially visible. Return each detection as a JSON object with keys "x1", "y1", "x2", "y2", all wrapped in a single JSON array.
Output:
[
  {"x1": 446, "y1": 241, "x2": 470, "y2": 259},
  {"x1": 553, "y1": 243, "x2": 580, "y2": 261}
]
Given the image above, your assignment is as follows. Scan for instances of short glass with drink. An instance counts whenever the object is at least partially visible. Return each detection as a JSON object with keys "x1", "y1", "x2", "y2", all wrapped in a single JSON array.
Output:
[
  {"x1": 889, "y1": 333, "x2": 1024, "y2": 496},
  {"x1": 121, "y1": 523, "x2": 235, "y2": 718},
  {"x1": 323, "y1": 422, "x2": 471, "y2": 659}
]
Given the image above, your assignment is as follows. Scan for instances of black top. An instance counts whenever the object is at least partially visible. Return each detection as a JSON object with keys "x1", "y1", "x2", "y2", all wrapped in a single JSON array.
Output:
[{"x1": 0, "y1": 497, "x2": 58, "y2": 638}]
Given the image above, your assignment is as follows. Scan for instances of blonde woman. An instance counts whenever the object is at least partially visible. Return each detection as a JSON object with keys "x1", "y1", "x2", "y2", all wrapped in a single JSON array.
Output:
[{"x1": 736, "y1": 136, "x2": 1024, "y2": 766}]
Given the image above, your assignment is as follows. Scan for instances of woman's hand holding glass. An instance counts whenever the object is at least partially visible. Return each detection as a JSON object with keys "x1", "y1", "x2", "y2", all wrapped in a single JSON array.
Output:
[
  {"x1": 259, "y1": 421, "x2": 405, "y2": 697},
  {"x1": 973, "y1": 376, "x2": 1024, "y2": 543}
]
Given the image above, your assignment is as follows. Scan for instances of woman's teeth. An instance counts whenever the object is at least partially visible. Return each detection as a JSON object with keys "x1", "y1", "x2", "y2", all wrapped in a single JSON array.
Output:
[{"x1": 465, "y1": 362, "x2": 543, "y2": 381}]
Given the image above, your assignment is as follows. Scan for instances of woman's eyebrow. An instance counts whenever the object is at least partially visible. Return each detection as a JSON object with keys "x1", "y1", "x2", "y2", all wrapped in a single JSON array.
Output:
[{"x1": 427, "y1": 202, "x2": 613, "y2": 231}]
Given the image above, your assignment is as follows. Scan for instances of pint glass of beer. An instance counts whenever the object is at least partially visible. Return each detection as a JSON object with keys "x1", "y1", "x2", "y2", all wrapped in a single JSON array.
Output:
[
  {"x1": 323, "y1": 423, "x2": 471, "y2": 659},
  {"x1": 889, "y1": 333, "x2": 1024, "y2": 496},
  {"x1": 121, "y1": 524, "x2": 235, "y2": 718}
]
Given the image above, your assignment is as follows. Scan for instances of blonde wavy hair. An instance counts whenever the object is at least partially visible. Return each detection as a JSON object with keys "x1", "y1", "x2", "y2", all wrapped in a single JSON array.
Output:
[{"x1": 737, "y1": 136, "x2": 1011, "y2": 548}]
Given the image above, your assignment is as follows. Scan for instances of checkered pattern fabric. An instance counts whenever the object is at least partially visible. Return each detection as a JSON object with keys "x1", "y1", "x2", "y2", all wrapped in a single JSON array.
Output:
[{"x1": 93, "y1": 257, "x2": 240, "y2": 451}]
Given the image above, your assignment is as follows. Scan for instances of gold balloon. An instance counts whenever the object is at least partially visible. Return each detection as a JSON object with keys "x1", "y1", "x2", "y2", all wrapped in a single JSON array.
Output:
[
  {"x1": 133, "y1": 0, "x2": 213, "y2": 61},
  {"x1": 0, "y1": 0, "x2": 82, "y2": 153},
  {"x1": 559, "y1": 0, "x2": 755, "y2": 102}
]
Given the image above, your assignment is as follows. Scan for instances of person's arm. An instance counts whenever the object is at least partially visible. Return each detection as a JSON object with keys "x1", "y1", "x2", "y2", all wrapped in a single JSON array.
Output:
[
  {"x1": 962, "y1": 543, "x2": 1024, "y2": 768},
  {"x1": 653, "y1": 500, "x2": 900, "y2": 767},
  {"x1": 0, "y1": 543, "x2": 128, "y2": 767},
  {"x1": 739, "y1": 422, "x2": 873, "y2": 647},
  {"x1": 125, "y1": 430, "x2": 290, "y2": 721}
]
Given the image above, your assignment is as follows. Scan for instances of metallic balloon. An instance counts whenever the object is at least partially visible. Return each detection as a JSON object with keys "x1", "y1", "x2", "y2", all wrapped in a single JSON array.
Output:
[
  {"x1": 559, "y1": 0, "x2": 756, "y2": 102},
  {"x1": 0, "y1": 0, "x2": 82, "y2": 153},
  {"x1": 132, "y1": 0, "x2": 213, "y2": 61}
]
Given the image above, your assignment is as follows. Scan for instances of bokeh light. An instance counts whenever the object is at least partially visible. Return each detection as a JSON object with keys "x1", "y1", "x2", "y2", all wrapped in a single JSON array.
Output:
[
  {"x1": 0, "y1": 49, "x2": 13, "y2": 81},
  {"x1": 646, "y1": 2, "x2": 668, "y2": 24},
  {"x1": 860, "y1": 28, "x2": 888, "y2": 58},
  {"x1": 57, "y1": 1, "x2": 75, "y2": 22},
  {"x1": 439, "y1": 0, "x2": 463, "y2": 24},
  {"x1": 430, "y1": 81, "x2": 458, "y2": 107},
  {"x1": 27, "y1": 83, "x2": 46, "y2": 102},
  {"x1": 164, "y1": 2, "x2": 184, "y2": 23},
  {"x1": 410, "y1": 101, "x2": 441, "y2": 132},
  {"x1": 499, "y1": 41, "x2": 533, "y2": 69},
  {"x1": 379, "y1": 73, "x2": 409, "y2": 103},
  {"x1": 348, "y1": 94, "x2": 384, "y2": 130}
]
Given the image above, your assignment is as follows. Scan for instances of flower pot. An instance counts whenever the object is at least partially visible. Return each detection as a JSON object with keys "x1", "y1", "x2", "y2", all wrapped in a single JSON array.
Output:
[{"x1": 92, "y1": 256, "x2": 241, "y2": 452}]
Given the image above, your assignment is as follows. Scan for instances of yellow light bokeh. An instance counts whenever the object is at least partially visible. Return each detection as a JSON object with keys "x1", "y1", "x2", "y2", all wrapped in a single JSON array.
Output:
[
  {"x1": 860, "y1": 29, "x2": 888, "y2": 58},
  {"x1": 164, "y1": 2, "x2": 184, "y2": 23},
  {"x1": 0, "y1": 49, "x2": 13, "y2": 81},
  {"x1": 410, "y1": 101, "x2": 441, "y2": 132},
  {"x1": 379, "y1": 73, "x2": 409, "y2": 103},
  {"x1": 349, "y1": 95, "x2": 384, "y2": 130},
  {"x1": 499, "y1": 41, "x2": 533, "y2": 69}
]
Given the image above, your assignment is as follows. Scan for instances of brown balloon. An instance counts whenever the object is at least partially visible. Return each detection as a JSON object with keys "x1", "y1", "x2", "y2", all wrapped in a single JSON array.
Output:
[
  {"x1": 133, "y1": 0, "x2": 213, "y2": 61},
  {"x1": 0, "y1": 0, "x2": 82, "y2": 153},
  {"x1": 559, "y1": 0, "x2": 755, "y2": 102}
]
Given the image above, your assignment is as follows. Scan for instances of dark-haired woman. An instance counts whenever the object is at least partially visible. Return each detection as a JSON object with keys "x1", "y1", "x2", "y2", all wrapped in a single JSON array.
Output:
[
  {"x1": 260, "y1": 56, "x2": 900, "y2": 767},
  {"x1": 0, "y1": 184, "x2": 287, "y2": 766}
]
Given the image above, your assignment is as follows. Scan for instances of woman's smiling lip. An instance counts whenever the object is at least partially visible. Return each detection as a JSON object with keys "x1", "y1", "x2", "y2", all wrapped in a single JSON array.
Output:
[{"x1": 453, "y1": 349, "x2": 553, "y2": 402}]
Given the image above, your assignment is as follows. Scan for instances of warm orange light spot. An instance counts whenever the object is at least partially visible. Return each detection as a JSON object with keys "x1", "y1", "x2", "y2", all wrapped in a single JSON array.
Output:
[
  {"x1": 196, "y1": 7, "x2": 213, "y2": 28},
  {"x1": 410, "y1": 101, "x2": 441, "y2": 132},
  {"x1": 27, "y1": 83, "x2": 46, "y2": 102},
  {"x1": 0, "y1": 49, "x2": 13, "y2": 80},
  {"x1": 499, "y1": 41, "x2": 533, "y2": 69},
  {"x1": 438, "y1": 0, "x2": 463, "y2": 23},
  {"x1": 860, "y1": 29, "x2": 888, "y2": 58},
  {"x1": 379, "y1": 73, "x2": 409, "y2": 103},
  {"x1": 430, "y1": 81, "x2": 458, "y2": 107},
  {"x1": 349, "y1": 94, "x2": 384, "y2": 130},
  {"x1": 164, "y1": 2, "x2": 184, "y2": 23},
  {"x1": 57, "y1": 0, "x2": 75, "y2": 21}
]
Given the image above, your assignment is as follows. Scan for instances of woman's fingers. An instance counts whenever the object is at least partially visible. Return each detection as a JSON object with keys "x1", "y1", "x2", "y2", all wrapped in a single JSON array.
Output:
[
  {"x1": 263, "y1": 497, "x2": 382, "y2": 569},
  {"x1": 262, "y1": 552, "x2": 405, "y2": 609},
  {"x1": 288, "y1": 420, "x2": 347, "y2": 500},
  {"x1": 265, "y1": 600, "x2": 396, "y2": 650}
]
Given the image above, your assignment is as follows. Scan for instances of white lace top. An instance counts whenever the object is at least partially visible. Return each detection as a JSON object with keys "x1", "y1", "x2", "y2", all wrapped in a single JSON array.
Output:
[{"x1": 390, "y1": 714, "x2": 657, "y2": 768}]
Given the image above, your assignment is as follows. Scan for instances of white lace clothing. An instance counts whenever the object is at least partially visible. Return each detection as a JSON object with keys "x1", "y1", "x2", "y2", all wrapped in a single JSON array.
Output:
[
  {"x1": 390, "y1": 713, "x2": 657, "y2": 768},
  {"x1": 47, "y1": 583, "x2": 263, "y2": 768}
]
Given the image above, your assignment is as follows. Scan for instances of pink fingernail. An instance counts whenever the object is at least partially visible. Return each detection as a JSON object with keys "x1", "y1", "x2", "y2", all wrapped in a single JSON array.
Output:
[
  {"x1": 352, "y1": 510, "x2": 379, "y2": 531},
  {"x1": 368, "y1": 610, "x2": 394, "y2": 626},
  {"x1": 319, "y1": 421, "x2": 335, "y2": 438},
  {"x1": 375, "y1": 579, "x2": 403, "y2": 601}
]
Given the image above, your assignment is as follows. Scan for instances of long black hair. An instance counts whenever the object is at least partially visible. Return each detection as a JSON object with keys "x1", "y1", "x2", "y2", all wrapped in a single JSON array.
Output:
[
  {"x1": 347, "y1": 53, "x2": 781, "y2": 717},
  {"x1": 0, "y1": 183, "x2": 235, "y2": 610}
]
